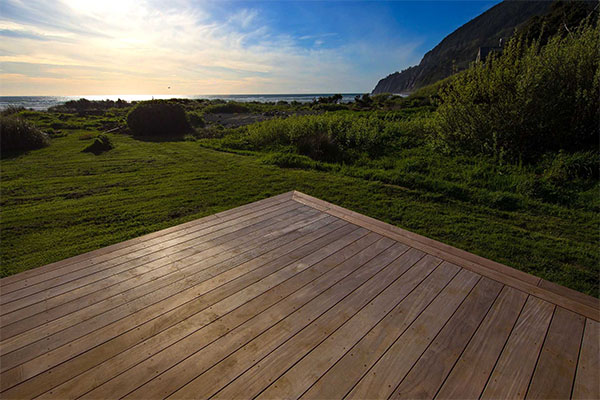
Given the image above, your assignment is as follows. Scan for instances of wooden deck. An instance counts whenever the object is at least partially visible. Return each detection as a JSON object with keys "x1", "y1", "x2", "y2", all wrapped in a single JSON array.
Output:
[{"x1": 1, "y1": 191, "x2": 598, "y2": 399}]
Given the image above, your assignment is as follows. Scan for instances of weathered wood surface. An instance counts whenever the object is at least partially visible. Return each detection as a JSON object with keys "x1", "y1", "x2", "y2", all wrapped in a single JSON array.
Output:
[{"x1": 1, "y1": 191, "x2": 597, "y2": 399}]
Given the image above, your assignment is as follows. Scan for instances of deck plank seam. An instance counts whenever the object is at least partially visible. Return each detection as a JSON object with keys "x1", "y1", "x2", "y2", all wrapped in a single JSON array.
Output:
[
  {"x1": 165, "y1": 240, "x2": 416, "y2": 400},
  {"x1": 337, "y1": 265, "x2": 470, "y2": 400},
  {"x1": 432, "y1": 283, "x2": 509, "y2": 399},
  {"x1": 384, "y1": 273, "x2": 485, "y2": 400},
  {"x1": 524, "y1": 305, "x2": 557, "y2": 399},
  {"x1": 297, "y1": 261, "x2": 461, "y2": 400},
  {"x1": 0, "y1": 207, "x2": 324, "y2": 332},
  {"x1": 214, "y1": 249, "x2": 429, "y2": 400},
  {"x1": 288, "y1": 257, "x2": 447, "y2": 400},
  {"x1": 0, "y1": 220, "x2": 356, "y2": 379},
  {"x1": 569, "y1": 317, "x2": 588, "y2": 400},
  {"x1": 115, "y1": 230, "x2": 386, "y2": 399},
  {"x1": 4, "y1": 219, "x2": 351, "y2": 397},
  {"x1": 0, "y1": 192, "x2": 295, "y2": 288},
  {"x1": 390, "y1": 278, "x2": 504, "y2": 400},
  {"x1": 478, "y1": 294, "x2": 531, "y2": 398},
  {"x1": 0, "y1": 201, "x2": 306, "y2": 304},
  {"x1": 0, "y1": 208, "x2": 323, "y2": 332},
  {"x1": 63, "y1": 225, "x2": 370, "y2": 397},
  {"x1": 0, "y1": 207, "x2": 318, "y2": 348},
  {"x1": 291, "y1": 191, "x2": 599, "y2": 321}
]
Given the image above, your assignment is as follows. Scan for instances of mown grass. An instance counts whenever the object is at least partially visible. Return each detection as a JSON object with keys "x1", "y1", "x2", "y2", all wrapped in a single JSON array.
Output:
[{"x1": 1, "y1": 128, "x2": 598, "y2": 297}]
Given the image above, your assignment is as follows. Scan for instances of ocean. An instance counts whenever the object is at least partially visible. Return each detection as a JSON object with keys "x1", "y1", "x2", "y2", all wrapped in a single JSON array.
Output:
[{"x1": 0, "y1": 94, "x2": 364, "y2": 111}]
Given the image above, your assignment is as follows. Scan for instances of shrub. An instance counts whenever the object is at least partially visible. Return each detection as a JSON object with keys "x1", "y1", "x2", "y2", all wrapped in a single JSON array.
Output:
[
  {"x1": 127, "y1": 101, "x2": 191, "y2": 137},
  {"x1": 187, "y1": 112, "x2": 205, "y2": 128},
  {"x1": 82, "y1": 134, "x2": 114, "y2": 155},
  {"x1": 433, "y1": 21, "x2": 599, "y2": 163},
  {"x1": 0, "y1": 116, "x2": 50, "y2": 152}
]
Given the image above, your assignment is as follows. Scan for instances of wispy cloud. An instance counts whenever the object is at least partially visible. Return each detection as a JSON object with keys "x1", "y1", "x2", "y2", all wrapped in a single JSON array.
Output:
[{"x1": 0, "y1": 0, "x2": 423, "y2": 95}]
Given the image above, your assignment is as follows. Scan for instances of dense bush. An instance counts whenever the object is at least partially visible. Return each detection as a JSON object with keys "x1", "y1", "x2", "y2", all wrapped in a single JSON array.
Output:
[
  {"x1": 127, "y1": 101, "x2": 191, "y2": 137},
  {"x1": 187, "y1": 111, "x2": 205, "y2": 128},
  {"x1": 0, "y1": 116, "x2": 50, "y2": 152},
  {"x1": 434, "y1": 21, "x2": 599, "y2": 163},
  {"x1": 238, "y1": 114, "x2": 393, "y2": 162}
]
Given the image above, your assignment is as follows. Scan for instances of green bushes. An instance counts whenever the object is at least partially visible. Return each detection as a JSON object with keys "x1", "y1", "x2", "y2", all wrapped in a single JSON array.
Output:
[
  {"x1": 127, "y1": 101, "x2": 191, "y2": 137},
  {"x1": 0, "y1": 116, "x2": 50, "y2": 152},
  {"x1": 239, "y1": 114, "x2": 392, "y2": 162},
  {"x1": 434, "y1": 21, "x2": 599, "y2": 162}
]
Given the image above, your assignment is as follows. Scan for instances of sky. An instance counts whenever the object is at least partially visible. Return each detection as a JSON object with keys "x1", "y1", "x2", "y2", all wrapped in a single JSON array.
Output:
[{"x1": 0, "y1": 0, "x2": 501, "y2": 96}]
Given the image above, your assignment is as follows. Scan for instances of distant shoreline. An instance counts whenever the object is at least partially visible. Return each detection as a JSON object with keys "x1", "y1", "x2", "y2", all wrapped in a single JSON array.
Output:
[{"x1": 0, "y1": 94, "x2": 364, "y2": 111}]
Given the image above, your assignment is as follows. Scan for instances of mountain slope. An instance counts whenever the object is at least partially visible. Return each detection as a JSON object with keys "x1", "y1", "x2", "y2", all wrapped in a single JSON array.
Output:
[{"x1": 372, "y1": 0, "x2": 551, "y2": 94}]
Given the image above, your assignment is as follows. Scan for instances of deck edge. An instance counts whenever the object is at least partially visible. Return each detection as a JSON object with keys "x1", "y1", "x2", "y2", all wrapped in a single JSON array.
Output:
[
  {"x1": 0, "y1": 191, "x2": 296, "y2": 286},
  {"x1": 291, "y1": 190, "x2": 599, "y2": 321}
]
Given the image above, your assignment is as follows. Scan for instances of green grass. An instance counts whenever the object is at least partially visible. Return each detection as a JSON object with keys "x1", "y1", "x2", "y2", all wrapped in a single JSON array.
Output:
[{"x1": 1, "y1": 129, "x2": 598, "y2": 297}]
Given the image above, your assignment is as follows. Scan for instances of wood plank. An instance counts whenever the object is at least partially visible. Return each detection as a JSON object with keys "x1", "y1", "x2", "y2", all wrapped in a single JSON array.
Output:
[
  {"x1": 0, "y1": 196, "x2": 297, "y2": 297},
  {"x1": 390, "y1": 277, "x2": 503, "y2": 399},
  {"x1": 33, "y1": 233, "x2": 389, "y2": 400},
  {"x1": 1, "y1": 221, "x2": 358, "y2": 389},
  {"x1": 0, "y1": 201, "x2": 302, "y2": 309},
  {"x1": 526, "y1": 307, "x2": 585, "y2": 399},
  {"x1": 0, "y1": 203, "x2": 318, "y2": 326},
  {"x1": 0, "y1": 191, "x2": 294, "y2": 287},
  {"x1": 292, "y1": 191, "x2": 600, "y2": 321},
  {"x1": 0, "y1": 206, "x2": 311, "y2": 354},
  {"x1": 0, "y1": 208, "x2": 324, "y2": 340},
  {"x1": 1, "y1": 217, "x2": 346, "y2": 397},
  {"x1": 538, "y1": 279, "x2": 599, "y2": 316},
  {"x1": 573, "y1": 318, "x2": 600, "y2": 399},
  {"x1": 292, "y1": 191, "x2": 539, "y2": 286},
  {"x1": 481, "y1": 296, "x2": 555, "y2": 399},
  {"x1": 238, "y1": 255, "x2": 442, "y2": 400},
  {"x1": 345, "y1": 268, "x2": 480, "y2": 400},
  {"x1": 435, "y1": 286, "x2": 528, "y2": 399},
  {"x1": 300, "y1": 262, "x2": 460, "y2": 400},
  {"x1": 87, "y1": 238, "x2": 400, "y2": 399}
]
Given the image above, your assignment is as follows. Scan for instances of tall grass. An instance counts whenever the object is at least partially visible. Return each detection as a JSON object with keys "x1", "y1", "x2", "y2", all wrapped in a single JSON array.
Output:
[
  {"x1": 233, "y1": 113, "x2": 401, "y2": 162},
  {"x1": 0, "y1": 116, "x2": 50, "y2": 152}
]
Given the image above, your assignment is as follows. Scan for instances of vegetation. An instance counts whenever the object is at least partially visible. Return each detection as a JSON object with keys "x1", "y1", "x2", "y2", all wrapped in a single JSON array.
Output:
[
  {"x1": 1, "y1": 130, "x2": 597, "y2": 297},
  {"x1": 373, "y1": 1, "x2": 597, "y2": 94},
  {"x1": 203, "y1": 102, "x2": 251, "y2": 114},
  {"x1": 82, "y1": 134, "x2": 114, "y2": 155},
  {"x1": 1, "y1": 15, "x2": 598, "y2": 298},
  {"x1": 0, "y1": 115, "x2": 50, "y2": 152},
  {"x1": 373, "y1": 1, "x2": 554, "y2": 93},
  {"x1": 433, "y1": 20, "x2": 599, "y2": 163},
  {"x1": 127, "y1": 101, "x2": 191, "y2": 137}
]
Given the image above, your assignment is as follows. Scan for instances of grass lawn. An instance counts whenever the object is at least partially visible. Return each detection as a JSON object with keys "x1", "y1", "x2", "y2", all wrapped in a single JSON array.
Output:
[{"x1": 1, "y1": 131, "x2": 598, "y2": 297}]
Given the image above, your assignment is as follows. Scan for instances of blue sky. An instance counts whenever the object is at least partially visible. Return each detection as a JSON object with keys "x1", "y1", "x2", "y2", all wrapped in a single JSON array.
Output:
[{"x1": 0, "y1": 0, "x2": 500, "y2": 95}]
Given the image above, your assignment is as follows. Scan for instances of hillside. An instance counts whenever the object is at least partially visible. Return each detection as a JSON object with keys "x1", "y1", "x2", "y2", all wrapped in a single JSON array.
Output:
[{"x1": 372, "y1": 0, "x2": 551, "y2": 94}]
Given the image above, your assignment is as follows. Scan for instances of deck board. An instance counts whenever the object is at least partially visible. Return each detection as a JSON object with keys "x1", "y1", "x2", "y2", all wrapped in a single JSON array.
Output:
[{"x1": 1, "y1": 191, "x2": 597, "y2": 399}]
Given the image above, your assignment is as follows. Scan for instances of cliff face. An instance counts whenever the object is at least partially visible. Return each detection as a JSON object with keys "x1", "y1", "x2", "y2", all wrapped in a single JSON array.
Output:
[{"x1": 372, "y1": 0, "x2": 551, "y2": 94}]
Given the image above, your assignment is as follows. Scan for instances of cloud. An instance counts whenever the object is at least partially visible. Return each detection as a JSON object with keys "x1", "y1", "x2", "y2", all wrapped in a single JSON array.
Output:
[{"x1": 0, "y1": 0, "x2": 423, "y2": 95}]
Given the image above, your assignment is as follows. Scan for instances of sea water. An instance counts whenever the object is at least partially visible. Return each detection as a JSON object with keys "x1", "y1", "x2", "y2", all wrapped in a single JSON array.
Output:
[{"x1": 0, "y1": 94, "x2": 364, "y2": 111}]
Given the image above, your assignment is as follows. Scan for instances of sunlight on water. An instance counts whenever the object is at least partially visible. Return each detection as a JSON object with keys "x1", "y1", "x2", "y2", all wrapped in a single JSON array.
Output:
[{"x1": 0, "y1": 94, "x2": 364, "y2": 111}]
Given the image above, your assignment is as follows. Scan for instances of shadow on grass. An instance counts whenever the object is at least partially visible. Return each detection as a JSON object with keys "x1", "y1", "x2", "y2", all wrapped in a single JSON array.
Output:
[
  {"x1": 132, "y1": 135, "x2": 185, "y2": 143},
  {"x1": 1, "y1": 149, "x2": 32, "y2": 160}
]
